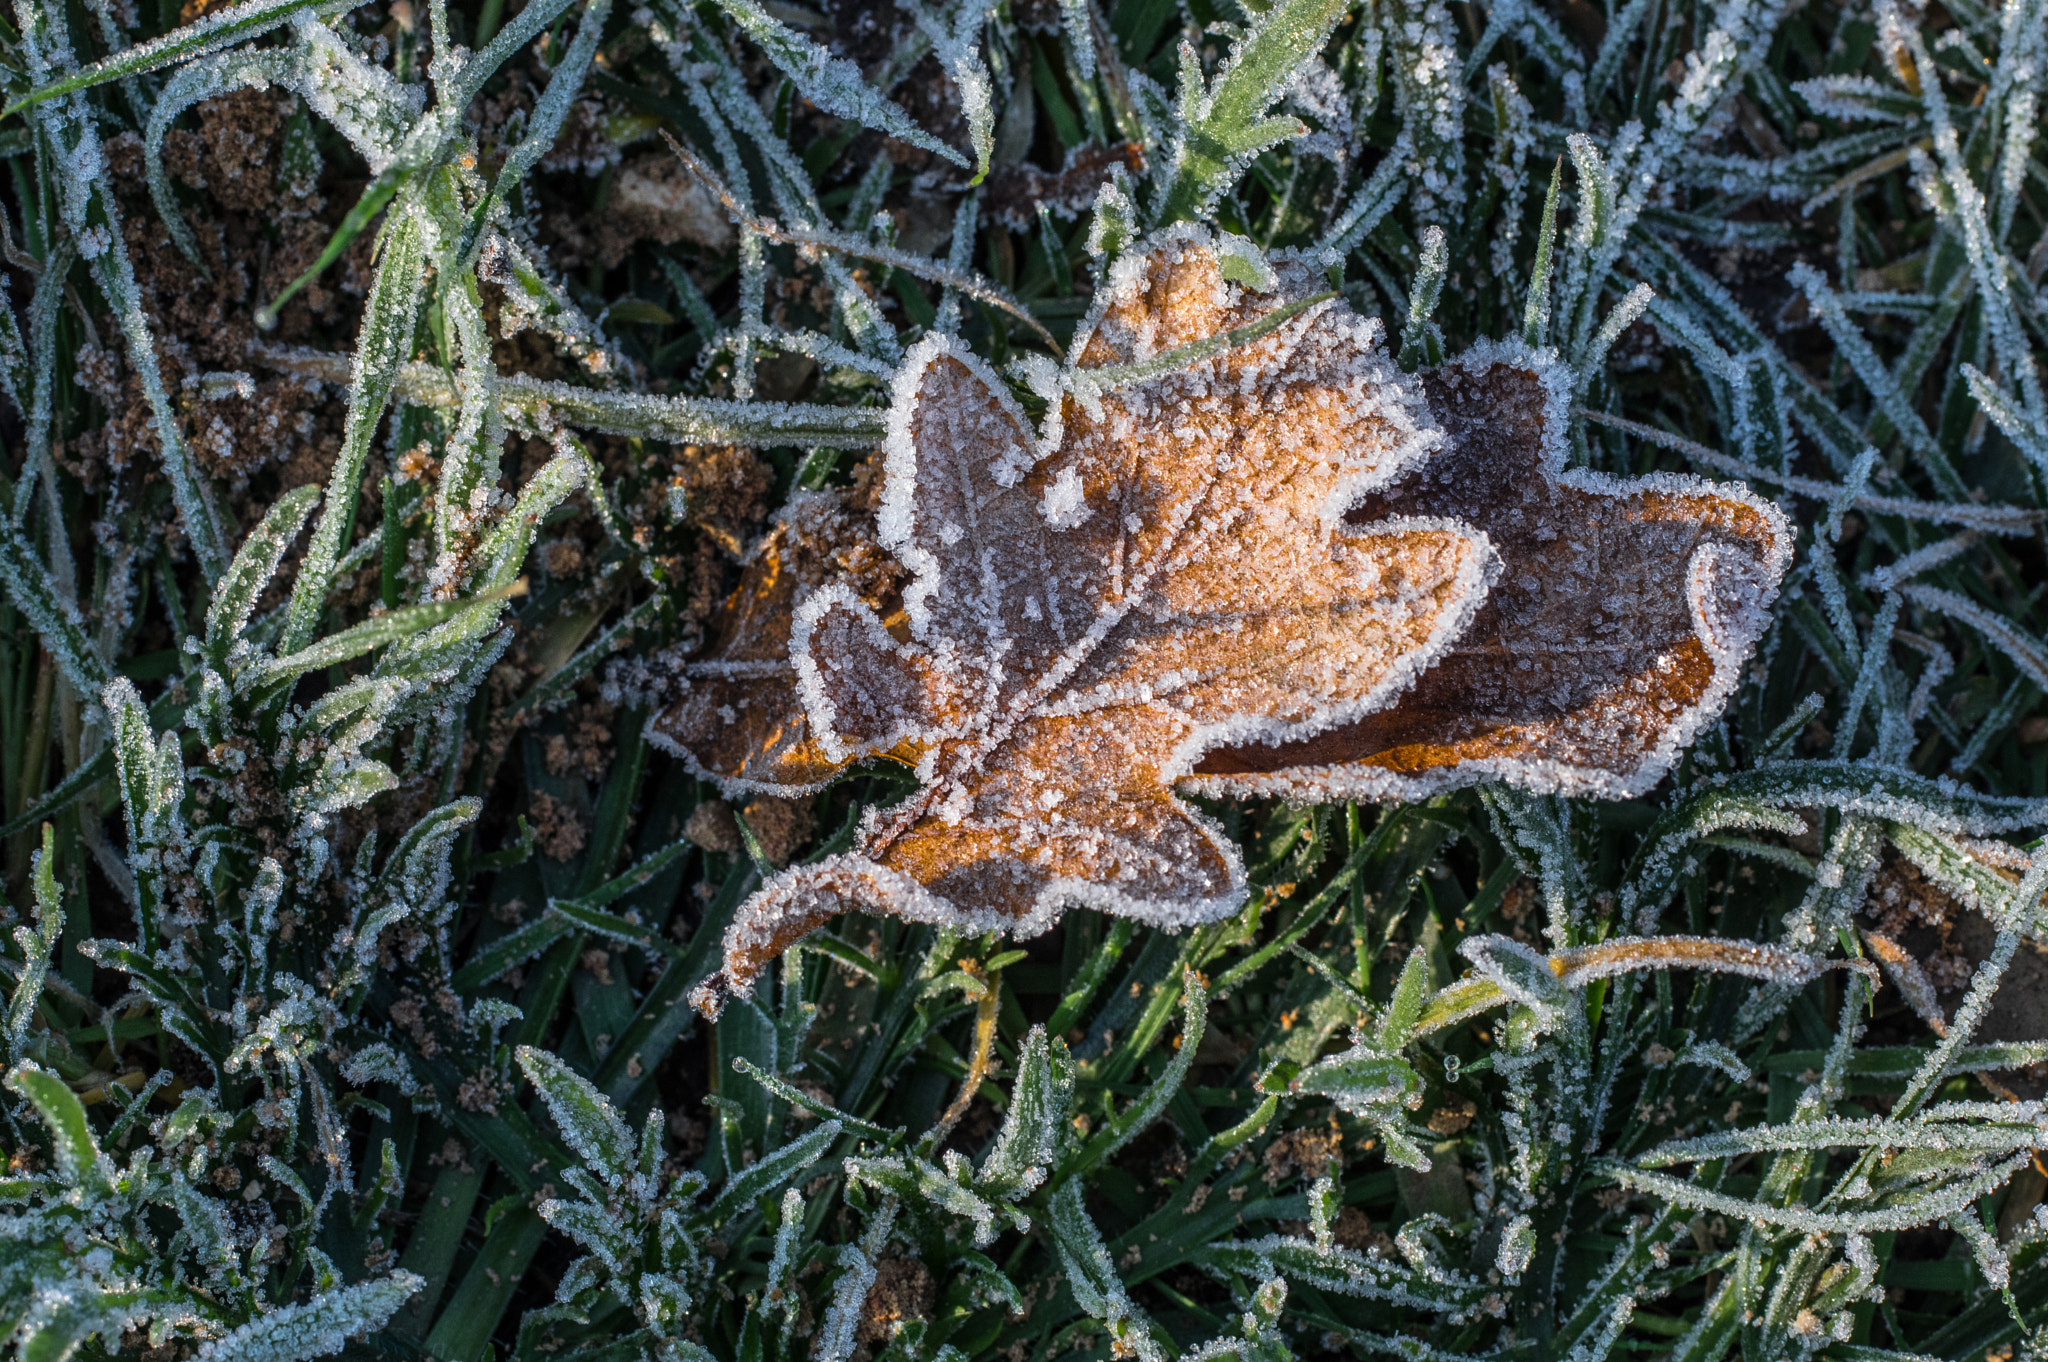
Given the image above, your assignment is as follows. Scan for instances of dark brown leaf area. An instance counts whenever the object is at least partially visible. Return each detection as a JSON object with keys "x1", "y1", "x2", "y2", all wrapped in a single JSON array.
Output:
[
  {"x1": 679, "y1": 238, "x2": 1491, "y2": 1010},
  {"x1": 809, "y1": 249, "x2": 1478, "y2": 921},
  {"x1": 1195, "y1": 359, "x2": 1789, "y2": 798}
]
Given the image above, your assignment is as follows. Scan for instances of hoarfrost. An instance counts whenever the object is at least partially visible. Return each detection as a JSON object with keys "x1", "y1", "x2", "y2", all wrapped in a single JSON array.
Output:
[
  {"x1": 1194, "y1": 341, "x2": 1791, "y2": 802},
  {"x1": 193, "y1": 1271, "x2": 422, "y2": 1362}
]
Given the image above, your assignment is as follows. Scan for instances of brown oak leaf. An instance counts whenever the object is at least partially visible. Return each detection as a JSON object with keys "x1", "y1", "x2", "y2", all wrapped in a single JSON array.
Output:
[{"x1": 658, "y1": 232, "x2": 1791, "y2": 1016}]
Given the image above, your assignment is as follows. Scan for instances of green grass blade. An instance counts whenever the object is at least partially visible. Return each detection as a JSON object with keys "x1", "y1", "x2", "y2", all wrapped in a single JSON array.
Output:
[
  {"x1": 1157, "y1": 0, "x2": 1349, "y2": 223},
  {"x1": 204, "y1": 484, "x2": 321, "y2": 670},
  {"x1": 256, "y1": 582, "x2": 521, "y2": 687},
  {"x1": 1523, "y1": 157, "x2": 1563, "y2": 348},
  {"x1": 0, "y1": 515, "x2": 107, "y2": 696},
  {"x1": 283, "y1": 199, "x2": 428, "y2": 654},
  {"x1": 1, "y1": 0, "x2": 347, "y2": 118},
  {"x1": 5, "y1": 1063, "x2": 105, "y2": 1193}
]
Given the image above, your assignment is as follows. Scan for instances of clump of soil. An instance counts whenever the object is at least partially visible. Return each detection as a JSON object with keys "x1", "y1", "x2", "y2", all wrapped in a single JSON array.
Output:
[
  {"x1": 591, "y1": 154, "x2": 735, "y2": 266},
  {"x1": 530, "y1": 791, "x2": 588, "y2": 862},
  {"x1": 680, "y1": 796, "x2": 816, "y2": 865},
  {"x1": 855, "y1": 1253, "x2": 935, "y2": 1355}
]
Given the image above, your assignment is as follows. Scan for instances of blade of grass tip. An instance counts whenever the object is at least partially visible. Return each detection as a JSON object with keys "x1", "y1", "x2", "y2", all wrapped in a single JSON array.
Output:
[
  {"x1": 449, "y1": 0, "x2": 610, "y2": 274},
  {"x1": 731, "y1": 1056, "x2": 901, "y2": 1144},
  {"x1": 1062, "y1": 972, "x2": 1208, "y2": 1181},
  {"x1": 1287, "y1": 942, "x2": 1375, "y2": 1019},
  {"x1": 1155, "y1": 0, "x2": 1350, "y2": 223},
  {"x1": 1046, "y1": 917, "x2": 1135, "y2": 1035},
  {"x1": 256, "y1": 172, "x2": 405, "y2": 331},
  {"x1": 659, "y1": 253, "x2": 721, "y2": 340},
  {"x1": 1398, "y1": 225, "x2": 1449, "y2": 371},
  {"x1": 703, "y1": 0, "x2": 968, "y2": 170},
  {"x1": 0, "y1": 517, "x2": 108, "y2": 697},
  {"x1": 808, "y1": 931, "x2": 892, "y2": 984},
  {"x1": 1181, "y1": 1090, "x2": 1281, "y2": 1189},
  {"x1": 444, "y1": 0, "x2": 585, "y2": 118},
  {"x1": 832, "y1": 926, "x2": 946, "y2": 1119},
  {"x1": 1523, "y1": 157, "x2": 1562, "y2": 348},
  {"x1": 450, "y1": 909, "x2": 575, "y2": 992},
  {"x1": 731, "y1": 805, "x2": 781, "y2": 879},
  {"x1": 283, "y1": 201, "x2": 428, "y2": 655},
  {"x1": 1098, "y1": 926, "x2": 1228, "y2": 1084},
  {"x1": 548, "y1": 898, "x2": 673, "y2": 956},
  {"x1": 564, "y1": 833, "x2": 697, "y2": 916},
  {"x1": 257, "y1": 580, "x2": 526, "y2": 686}
]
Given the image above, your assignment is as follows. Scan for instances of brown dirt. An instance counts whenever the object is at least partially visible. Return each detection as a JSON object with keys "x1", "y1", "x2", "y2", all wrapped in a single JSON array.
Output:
[
  {"x1": 1263, "y1": 1120, "x2": 1345, "y2": 1184},
  {"x1": 542, "y1": 701, "x2": 618, "y2": 784},
  {"x1": 737, "y1": 795, "x2": 817, "y2": 866},
  {"x1": 855, "y1": 1253, "x2": 935, "y2": 1349},
  {"x1": 530, "y1": 791, "x2": 589, "y2": 862}
]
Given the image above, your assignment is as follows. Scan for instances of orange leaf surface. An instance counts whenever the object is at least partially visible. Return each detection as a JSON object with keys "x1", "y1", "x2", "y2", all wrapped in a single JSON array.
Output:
[{"x1": 654, "y1": 232, "x2": 1791, "y2": 1017}]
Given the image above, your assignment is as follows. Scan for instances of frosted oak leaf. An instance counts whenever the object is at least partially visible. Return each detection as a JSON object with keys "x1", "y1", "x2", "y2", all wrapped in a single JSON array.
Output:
[
  {"x1": 677, "y1": 229, "x2": 1497, "y2": 1016},
  {"x1": 659, "y1": 236, "x2": 1793, "y2": 1016}
]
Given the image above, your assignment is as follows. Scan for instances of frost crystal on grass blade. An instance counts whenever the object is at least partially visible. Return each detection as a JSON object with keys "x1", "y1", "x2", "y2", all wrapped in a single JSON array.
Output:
[
  {"x1": 193, "y1": 1272, "x2": 423, "y2": 1362},
  {"x1": 707, "y1": 0, "x2": 968, "y2": 170}
]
